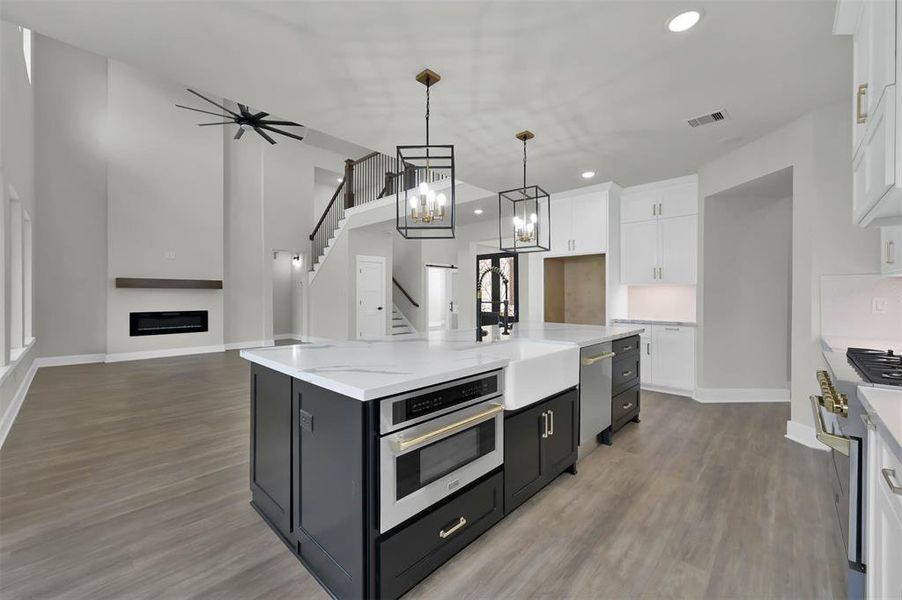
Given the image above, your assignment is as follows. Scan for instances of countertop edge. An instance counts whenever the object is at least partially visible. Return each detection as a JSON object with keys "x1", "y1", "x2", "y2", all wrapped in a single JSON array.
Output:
[
  {"x1": 240, "y1": 349, "x2": 510, "y2": 401},
  {"x1": 611, "y1": 319, "x2": 696, "y2": 328}
]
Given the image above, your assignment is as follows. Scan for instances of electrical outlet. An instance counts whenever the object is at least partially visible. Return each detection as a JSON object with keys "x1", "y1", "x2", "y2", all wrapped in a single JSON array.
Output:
[
  {"x1": 873, "y1": 297, "x2": 888, "y2": 314},
  {"x1": 164, "y1": 251, "x2": 176, "y2": 260}
]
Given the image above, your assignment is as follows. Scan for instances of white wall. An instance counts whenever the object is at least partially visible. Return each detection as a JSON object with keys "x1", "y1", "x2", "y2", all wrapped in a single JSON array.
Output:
[
  {"x1": 696, "y1": 102, "x2": 881, "y2": 440},
  {"x1": 33, "y1": 34, "x2": 108, "y2": 358},
  {"x1": 308, "y1": 228, "x2": 349, "y2": 339},
  {"x1": 703, "y1": 192, "x2": 792, "y2": 389},
  {"x1": 105, "y1": 59, "x2": 225, "y2": 356}
]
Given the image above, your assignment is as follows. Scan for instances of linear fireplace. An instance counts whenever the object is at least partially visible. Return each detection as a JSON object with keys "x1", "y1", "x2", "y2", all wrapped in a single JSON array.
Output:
[{"x1": 129, "y1": 311, "x2": 209, "y2": 336}]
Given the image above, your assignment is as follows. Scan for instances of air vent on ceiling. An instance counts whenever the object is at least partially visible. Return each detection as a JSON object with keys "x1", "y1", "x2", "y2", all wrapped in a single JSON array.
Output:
[{"x1": 687, "y1": 110, "x2": 728, "y2": 128}]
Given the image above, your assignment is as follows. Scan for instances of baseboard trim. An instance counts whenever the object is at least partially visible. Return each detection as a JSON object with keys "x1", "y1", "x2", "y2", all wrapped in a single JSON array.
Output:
[
  {"x1": 34, "y1": 353, "x2": 106, "y2": 368},
  {"x1": 224, "y1": 340, "x2": 274, "y2": 351},
  {"x1": 693, "y1": 387, "x2": 790, "y2": 403},
  {"x1": 0, "y1": 361, "x2": 38, "y2": 449},
  {"x1": 785, "y1": 419, "x2": 830, "y2": 451},
  {"x1": 105, "y1": 345, "x2": 226, "y2": 363},
  {"x1": 642, "y1": 383, "x2": 695, "y2": 398}
]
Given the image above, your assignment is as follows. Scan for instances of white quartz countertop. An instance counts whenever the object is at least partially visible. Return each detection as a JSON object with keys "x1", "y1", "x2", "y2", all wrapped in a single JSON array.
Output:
[
  {"x1": 858, "y1": 386, "x2": 902, "y2": 463},
  {"x1": 822, "y1": 336, "x2": 902, "y2": 353},
  {"x1": 612, "y1": 318, "x2": 696, "y2": 328},
  {"x1": 240, "y1": 324, "x2": 641, "y2": 401}
]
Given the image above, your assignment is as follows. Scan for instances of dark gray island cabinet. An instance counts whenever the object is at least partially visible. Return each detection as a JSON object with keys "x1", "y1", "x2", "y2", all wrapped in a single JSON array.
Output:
[{"x1": 249, "y1": 363, "x2": 507, "y2": 600}]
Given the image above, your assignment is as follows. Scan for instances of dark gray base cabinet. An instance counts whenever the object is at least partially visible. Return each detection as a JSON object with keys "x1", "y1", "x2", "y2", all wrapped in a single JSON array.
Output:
[
  {"x1": 503, "y1": 388, "x2": 578, "y2": 515},
  {"x1": 611, "y1": 336, "x2": 641, "y2": 435}
]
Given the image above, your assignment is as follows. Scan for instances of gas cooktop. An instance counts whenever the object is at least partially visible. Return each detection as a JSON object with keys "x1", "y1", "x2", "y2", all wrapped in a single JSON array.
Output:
[{"x1": 847, "y1": 347, "x2": 902, "y2": 386}]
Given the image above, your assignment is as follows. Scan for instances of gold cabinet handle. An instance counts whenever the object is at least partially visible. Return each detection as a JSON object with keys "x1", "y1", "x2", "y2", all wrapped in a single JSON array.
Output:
[
  {"x1": 394, "y1": 404, "x2": 503, "y2": 452},
  {"x1": 856, "y1": 83, "x2": 868, "y2": 124},
  {"x1": 622, "y1": 370, "x2": 633, "y2": 377},
  {"x1": 622, "y1": 402, "x2": 634, "y2": 410},
  {"x1": 809, "y1": 395, "x2": 850, "y2": 456},
  {"x1": 439, "y1": 516, "x2": 467, "y2": 538},
  {"x1": 882, "y1": 469, "x2": 902, "y2": 496},
  {"x1": 582, "y1": 351, "x2": 616, "y2": 366}
]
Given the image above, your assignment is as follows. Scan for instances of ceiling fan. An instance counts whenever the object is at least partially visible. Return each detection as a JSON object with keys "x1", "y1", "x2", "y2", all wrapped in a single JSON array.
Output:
[{"x1": 176, "y1": 89, "x2": 305, "y2": 145}]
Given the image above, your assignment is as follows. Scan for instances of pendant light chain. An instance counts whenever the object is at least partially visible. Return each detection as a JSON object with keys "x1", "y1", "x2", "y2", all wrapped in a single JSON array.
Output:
[
  {"x1": 522, "y1": 137, "x2": 528, "y2": 189},
  {"x1": 425, "y1": 83, "x2": 431, "y2": 146}
]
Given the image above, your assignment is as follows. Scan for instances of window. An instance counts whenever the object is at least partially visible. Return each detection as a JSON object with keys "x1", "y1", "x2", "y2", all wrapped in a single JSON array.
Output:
[
  {"x1": 476, "y1": 252, "x2": 519, "y2": 323},
  {"x1": 9, "y1": 198, "x2": 23, "y2": 357},
  {"x1": 23, "y1": 211, "x2": 32, "y2": 344}
]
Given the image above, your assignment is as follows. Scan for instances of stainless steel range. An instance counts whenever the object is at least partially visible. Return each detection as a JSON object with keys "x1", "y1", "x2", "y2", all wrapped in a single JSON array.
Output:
[{"x1": 847, "y1": 347, "x2": 902, "y2": 386}]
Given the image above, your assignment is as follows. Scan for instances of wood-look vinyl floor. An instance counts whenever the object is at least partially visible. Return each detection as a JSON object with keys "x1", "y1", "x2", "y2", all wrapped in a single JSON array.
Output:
[{"x1": 0, "y1": 350, "x2": 846, "y2": 599}]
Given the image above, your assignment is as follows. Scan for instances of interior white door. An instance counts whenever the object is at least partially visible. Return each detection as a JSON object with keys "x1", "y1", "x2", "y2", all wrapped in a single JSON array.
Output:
[
  {"x1": 651, "y1": 325, "x2": 695, "y2": 390},
  {"x1": 658, "y1": 215, "x2": 697, "y2": 284},
  {"x1": 356, "y1": 256, "x2": 386, "y2": 338},
  {"x1": 570, "y1": 191, "x2": 608, "y2": 253},
  {"x1": 550, "y1": 196, "x2": 573, "y2": 254},
  {"x1": 427, "y1": 267, "x2": 457, "y2": 330},
  {"x1": 620, "y1": 220, "x2": 658, "y2": 284}
]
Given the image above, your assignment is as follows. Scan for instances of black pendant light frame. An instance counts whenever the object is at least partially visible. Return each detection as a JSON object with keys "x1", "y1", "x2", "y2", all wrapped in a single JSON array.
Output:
[
  {"x1": 498, "y1": 131, "x2": 551, "y2": 253},
  {"x1": 396, "y1": 69, "x2": 456, "y2": 240}
]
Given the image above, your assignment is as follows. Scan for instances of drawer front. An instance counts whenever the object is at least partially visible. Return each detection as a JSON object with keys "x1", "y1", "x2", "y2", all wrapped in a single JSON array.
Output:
[
  {"x1": 613, "y1": 335, "x2": 640, "y2": 356},
  {"x1": 612, "y1": 385, "x2": 640, "y2": 430},
  {"x1": 612, "y1": 354, "x2": 640, "y2": 396},
  {"x1": 379, "y1": 470, "x2": 504, "y2": 599}
]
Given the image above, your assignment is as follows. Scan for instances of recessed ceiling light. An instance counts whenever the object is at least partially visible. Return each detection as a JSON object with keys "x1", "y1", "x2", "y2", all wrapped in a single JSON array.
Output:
[
  {"x1": 474, "y1": 209, "x2": 484, "y2": 215},
  {"x1": 667, "y1": 10, "x2": 701, "y2": 33},
  {"x1": 581, "y1": 171, "x2": 596, "y2": 179}
]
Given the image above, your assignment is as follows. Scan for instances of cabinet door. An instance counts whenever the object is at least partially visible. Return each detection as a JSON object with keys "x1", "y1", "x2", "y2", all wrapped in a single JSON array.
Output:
[
  {"x1": 503, "y1": 404, "x2": 546, "y2": 513},
  {"x1": 621, "y1": 220, "x2": 658, "y2": 284},
  {"x1": 658, "y1": 215, "x2": 697, "y2": 284},
  {"x1": 867, "y1": 0, "x2": 896, "y2": 111},
  {"x1": 621, "y1": 189, "x2": 659, "y2": 224},
  {"x1": 856, "y1": 85, "x2": 897, "y2": 224},
  {"x1": 250, "y1": 365, "x2": 293, "y2": 540},
  {"x1": 867, "y1": 428, "x2": 902, "y2": 598},
  {"x1": 570, "y1": 191, "x2": 608, "y2": 253},
  {"x1": 853, "y1": 1, "x2": 871, "y2": 155},
  {"x1": 651, "y1": 325, "x2": 695, "y2": 390},
  {"x1": 550, "y1": 196, "x2": 573, "y2": 254},
  {"x1": 658, "y1": 183, "x2": 697, "y2": 219},
  {"x1": 542, "y1": 389, "x2": 578, "y2": 476},
  {"x1": 639, "y1": 334, "x2": 652, "y2": 385},
  {"x1": 881, "y1": 226, "x2": 902, "y2": 275}
]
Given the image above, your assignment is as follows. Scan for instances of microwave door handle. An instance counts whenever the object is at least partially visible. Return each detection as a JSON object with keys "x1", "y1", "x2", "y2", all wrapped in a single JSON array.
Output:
[
  {"x1": 809, "y1": 395, "x2": 850, "y2": 456},
  {"x1": 393, "y1": 403, "x2": 503, "y2": 452}
]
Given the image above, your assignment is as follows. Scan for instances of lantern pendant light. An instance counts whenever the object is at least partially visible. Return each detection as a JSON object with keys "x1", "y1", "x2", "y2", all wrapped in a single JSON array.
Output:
[
  {"x1": 396, "y1": 69, "x2": 456, "y2": 239},
  {"x1": 498, "y1": 131, "x2": 551, "y2": 252}
]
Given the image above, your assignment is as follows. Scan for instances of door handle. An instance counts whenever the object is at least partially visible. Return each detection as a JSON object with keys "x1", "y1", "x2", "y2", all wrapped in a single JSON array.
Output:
[
  {"x1": 652, "y1": 203, "x2": 657, "y2": 217},
  {"x1": 548, "y1": 409, "x2": 554, "y2": 436},
  {"x1": 377, "y1": 307, "x2": 383, "y2": 310},
  {"x1": 888, "y1": 241, "x2": 896, "y2": 264},
  {"x1": 856, "y1": 83, "x2": 868, "y2": 124},
  {"x1": 439, "y1": 516, "x2": 467, "y2": 538},
  {"x1": 582, "y1": 351, "x2": 616, "y2": 365},
  {"x1": 658, "y1": 202, "x2": 662, "y2": 216},
  {"x1": 393, "y1": 404, "x2": 503, "y2": 452},
  {"x1": 881, "y1": 468, "x2": 902, "y2": 496},
  {"x1": 541, "y1": 411, "x2": 548, "y2": 438},
  {"x1": 646, "y1": 342, "x2": 651, "y2": 355},
  {"x1": 652, "y1": 267, "x2": 657, "y2": 280}
]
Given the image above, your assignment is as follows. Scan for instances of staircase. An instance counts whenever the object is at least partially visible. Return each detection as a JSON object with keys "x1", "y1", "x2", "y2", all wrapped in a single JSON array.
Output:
[
  {"x1": 391, "y1": 305, "x2": 415, "y2": 336},
  {"x1": 309, "y1": 151, "x2": 398, "y2": 276}
]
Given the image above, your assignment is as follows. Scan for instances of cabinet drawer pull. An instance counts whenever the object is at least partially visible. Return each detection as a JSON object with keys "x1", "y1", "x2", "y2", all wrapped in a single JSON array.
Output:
[
  {"x1": 856, "y1": 83, "x2": 868, "y2": 124},
  {"x1": 646, "y1": 342, "x2": 651, "y2": 355},
  {"x1": 621, "y1": 345, "x2": 633, "y2": 352},
  {"x1": 439, "y1": 516, "x2": 467, "y2": 538},
  {"x1": 621, "y1": 370, "x2": 633, "y2": 378},
  {"x1": 622, "y1": 402, "x2": 634, "y2": 410},
  {"x1": 664, "y1": 327, "x2": 680, "y2": 331},
  {"x1": 882, "y1": 468, "x2": 902, "y2": 496},
  {"x1": 541, "y1": 411, "x2": 548, "y2": 439},
  {"x1": 548, "y1": 409, "x2": 554, "y2": 436}
]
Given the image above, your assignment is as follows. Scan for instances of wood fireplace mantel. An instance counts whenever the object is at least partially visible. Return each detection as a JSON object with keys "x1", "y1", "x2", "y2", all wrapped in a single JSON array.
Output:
[{"x1": 114, "y1": 278, "x2": 223, "y2": 290}]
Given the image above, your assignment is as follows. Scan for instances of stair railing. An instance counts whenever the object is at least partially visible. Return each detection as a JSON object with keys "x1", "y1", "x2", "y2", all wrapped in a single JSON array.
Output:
[
  {"x1": 392, "y1": 277, "x2": 420, "y2": 308},
  {"x1": 309, "y1": 180, "x2": 345, "y2": 270}
]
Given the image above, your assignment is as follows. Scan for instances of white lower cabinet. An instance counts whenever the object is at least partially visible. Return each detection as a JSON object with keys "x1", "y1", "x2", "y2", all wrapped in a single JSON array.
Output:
[
  {"x1": 867, "y1": 425, "x2": 902, "y2": 598},
  {"x1": 639, "y1": 324, "x2": 695, "y2": 393}
]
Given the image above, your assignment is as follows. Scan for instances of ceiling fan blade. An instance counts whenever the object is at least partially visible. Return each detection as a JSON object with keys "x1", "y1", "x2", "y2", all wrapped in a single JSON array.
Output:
[
  {"x1": 251, "y1": 111, "x2": 270, "y2": 120},
  {"x1": 176, "y1": 104, "x2": 231, "y2": 118},
  {"x1": 237, "y1": 103, "x2": 249, "y2": 116},
  {"x1": 187, "y1": 89, "x2": 239, "y2": 117},
  {"x1": 197, "y1": 121, "x2": 234, "y2": 126},
  {"x1": 258, "y1": 124, "x2": 305, "y2": 142},
  {"x1": 234, "y1": 127, "x2": 246, "y2": 140},
  {"x1": 254, "y1": 127, "x2": 277, "y2": 145},
  {"x1": 258, "y1": 120, "x2": 302, "y2": 127}
]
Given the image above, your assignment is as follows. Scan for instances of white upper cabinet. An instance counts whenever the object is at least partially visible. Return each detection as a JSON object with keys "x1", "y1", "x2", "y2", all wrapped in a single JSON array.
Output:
[
  {"x1": 620, "y1": 175, "x2": 698, "y2": 285},
  {"x1": 837, "y1": 0, "x2": 902, "y2": 227},
  {"x1": 549, "y1": 188, "x2": 609, "y2": 255}
]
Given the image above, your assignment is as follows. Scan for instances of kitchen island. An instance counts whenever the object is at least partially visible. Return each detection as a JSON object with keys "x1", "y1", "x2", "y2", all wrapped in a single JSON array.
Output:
[{"x1": 240, "y1": 323, "x2": 643, "y2": 599}]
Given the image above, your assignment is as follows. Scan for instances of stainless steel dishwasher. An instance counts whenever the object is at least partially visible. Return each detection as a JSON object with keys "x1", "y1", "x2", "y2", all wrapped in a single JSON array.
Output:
[{"x1": 579, "y1": 341, "x2": 615, "y2": 450}]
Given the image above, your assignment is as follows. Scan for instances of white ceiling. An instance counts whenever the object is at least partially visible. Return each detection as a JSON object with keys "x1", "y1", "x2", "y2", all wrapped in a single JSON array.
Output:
[{"x1": 4, "y1": 0, "x2": 850, "y2": 192}]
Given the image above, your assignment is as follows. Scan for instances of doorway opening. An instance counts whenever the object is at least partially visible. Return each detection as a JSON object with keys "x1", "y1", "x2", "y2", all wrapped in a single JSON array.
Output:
[
  {"x1": 271, "y1": 250, "x2": 303, "y2": 345},
  {"x1": 426, "y1": 264, "x2": 458, "y2": 331}
]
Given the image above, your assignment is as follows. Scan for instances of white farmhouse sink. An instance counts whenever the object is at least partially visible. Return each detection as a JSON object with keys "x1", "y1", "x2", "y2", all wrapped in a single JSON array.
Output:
[{"x1": 453, "y1": 338, "x2": 579, "y2": 411}]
